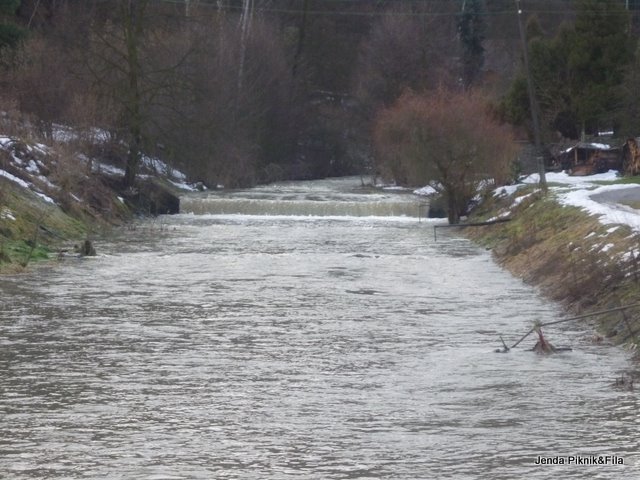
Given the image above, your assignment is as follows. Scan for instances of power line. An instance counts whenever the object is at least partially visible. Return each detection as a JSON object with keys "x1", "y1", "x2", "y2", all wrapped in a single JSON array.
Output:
[{"x1": 146, "y1": 0, "x2": 634, "y2": 18}]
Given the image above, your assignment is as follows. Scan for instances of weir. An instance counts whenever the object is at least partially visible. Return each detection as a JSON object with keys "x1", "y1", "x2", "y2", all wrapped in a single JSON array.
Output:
[
  {"x1": 180, "y1": 196, "x2": 429, "y2": 217},
  {"x1": 179, "y1": 177, "x2": 429, "y2": 217},
  {"x1": 2, "y1": 176, "x2": 638, "y2": 480}
]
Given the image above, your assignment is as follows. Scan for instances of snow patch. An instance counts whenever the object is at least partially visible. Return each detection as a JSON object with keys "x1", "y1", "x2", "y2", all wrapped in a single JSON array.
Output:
[
  {"x1": 26, "y1": 160, "x2": 40, "y2": 174},
  {"x1": 169, "y1": 179, "x2": 198, "y2": 191},
  {"x1": 558, "y1": 183, "x2": 640, "y2": 232},
  {"x1": 92, "y1": 162, "x2": 125, "y2": 176},
  {"x1": 0, "y1": 207, "x2": 16, "y2": 221},
  {"x1": 493, "y1": 184, "x2": 523, "y2": 197},
  {"x1": 499, "y1": 170, "x2": 640, "y2": 234},
  {"x1": 487, "y1": 211, "x2": 512, "y2": 222},
  {"x1": 0, "y1": 169, "x2": 31, "y2": 189},
  {"x1": 601, "y1": 243, "x2": 615, "y2": 253},
  {"x1": 1, "y1": 169, "x2": 54, "y2": 204},
  {"x1": 522, "y1": 170, "x2": 619, "y2": 185},
  {"x1": 34, "y1": 191, "x2": 55, "y2": 204},
  {"x1": 37, "y1": 175, "x2": 57, "y2": 190},
  {"x1": 513, "y1": 192, "x2": 535, "y2": 206},
  {"x1": 414, "y1": 185, "x2": 437, "y2": 196}
]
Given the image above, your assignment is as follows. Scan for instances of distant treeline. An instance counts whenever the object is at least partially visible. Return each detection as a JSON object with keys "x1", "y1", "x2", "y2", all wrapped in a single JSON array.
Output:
[{"x1": 0, "y1": 0, "x2": 639, "y2": 188}]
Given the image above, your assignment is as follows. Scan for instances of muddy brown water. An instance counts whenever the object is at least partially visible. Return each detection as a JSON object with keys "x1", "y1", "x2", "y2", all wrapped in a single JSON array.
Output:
[{"x1": 1, "y1": 178, "x2": 638, "y2": 478}]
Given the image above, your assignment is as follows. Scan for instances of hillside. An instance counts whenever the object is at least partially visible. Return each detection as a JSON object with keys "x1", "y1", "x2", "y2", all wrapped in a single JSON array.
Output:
[
  {"x1": 467, "y1": 171, "x2": 640, "y2": 349},
  {"x1": 0, "y1": 133, "x2": 194, "y2": 272}
]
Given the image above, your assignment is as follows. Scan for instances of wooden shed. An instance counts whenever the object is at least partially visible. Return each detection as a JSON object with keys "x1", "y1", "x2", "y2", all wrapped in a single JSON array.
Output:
[{"x1": 557, "y1": 141, "x2": 622, "y2": 176}]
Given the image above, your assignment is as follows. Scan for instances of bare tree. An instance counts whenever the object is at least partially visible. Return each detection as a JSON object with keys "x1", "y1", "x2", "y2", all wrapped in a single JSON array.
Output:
[
  {"x1": 150, "y1": 14, "x2": 296, "y2": 187},
  {"x1": 353, "y1": 1, "x2": 458, "y2": 114},
  {"x1": 374, "y1": 88, "x2": 517, "y2": 223},
  {"x1": 85, "y1": 0, "x2": 191, "y2": 187}
]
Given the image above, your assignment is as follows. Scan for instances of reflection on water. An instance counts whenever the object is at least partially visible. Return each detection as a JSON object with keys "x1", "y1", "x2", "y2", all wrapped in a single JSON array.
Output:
[{"x1": 0, "y1": 178, "x2": 638, "y2": 479}]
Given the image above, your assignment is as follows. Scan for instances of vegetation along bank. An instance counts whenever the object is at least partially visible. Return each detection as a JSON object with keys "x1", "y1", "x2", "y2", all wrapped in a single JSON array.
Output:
[
  {"x1": 0, "y1": 134, "x2": 186, "y2": 273},
  {"x1": 465, "y1": 174, "x2": 640, "y2": 352}
]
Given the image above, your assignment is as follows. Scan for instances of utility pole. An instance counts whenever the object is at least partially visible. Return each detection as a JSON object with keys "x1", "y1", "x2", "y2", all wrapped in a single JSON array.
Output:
[{"x1": 515, "y1": 0, "x2": 547, "y2": 191}]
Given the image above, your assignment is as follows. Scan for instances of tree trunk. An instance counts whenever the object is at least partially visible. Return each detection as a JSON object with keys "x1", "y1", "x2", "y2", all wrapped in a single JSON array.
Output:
[
  {"x1": 236, "y1": 0, "x2": 253, "y2": 109},
  {"x1": 447, "y1": 190, "x2": 460, "y2": 224},
  {"x1": 121, "y1": 0, "x2": 146, "y2": 188},
  {"x1": 292, "y1": 0, "x2": 310, "y2": 80},
  {"x1": 125, "y1": 123, "x2": 142, "y2": 188}
]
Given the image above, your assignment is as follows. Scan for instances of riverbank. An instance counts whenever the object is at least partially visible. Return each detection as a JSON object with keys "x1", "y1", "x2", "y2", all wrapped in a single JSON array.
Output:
[
  {"x1": 466, "y1": 173, "x2": 640, "y2": 349},
  {"x1": 0, "y1": 134, "x2": 188, "y2": 273}
]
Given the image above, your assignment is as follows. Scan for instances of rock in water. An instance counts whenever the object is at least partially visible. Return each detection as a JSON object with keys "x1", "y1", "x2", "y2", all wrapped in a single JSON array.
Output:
[{"x1": 80, "y1": 239, "x2": 96, "y2": 256}]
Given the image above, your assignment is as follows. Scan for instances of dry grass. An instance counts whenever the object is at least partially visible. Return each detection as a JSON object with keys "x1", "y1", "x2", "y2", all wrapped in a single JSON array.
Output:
[
  {"x1": 619, "y1": 200, "x2": 640, "y2": 210},
  {"x1": 467, "y1": 188, "x2": 640, "y2": 347}
]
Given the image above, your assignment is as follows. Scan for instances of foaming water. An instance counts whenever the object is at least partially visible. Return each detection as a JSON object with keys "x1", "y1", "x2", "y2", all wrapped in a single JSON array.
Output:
[
  {"x1": 180, "y1": 177, "x2": 428, "y2": 217},
  {"x1": 1, "y1": 179, "x2": 638, "y2": 479}
]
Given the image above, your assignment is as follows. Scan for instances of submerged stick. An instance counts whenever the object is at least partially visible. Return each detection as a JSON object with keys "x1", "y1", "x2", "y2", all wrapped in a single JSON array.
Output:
[
  {"x1": 495, "y1": 335, "x2": 511, "y2": 353},
  {"x1": 510, "y1": 327, "x2": 537, "y2": 350},
  {"x1": 434, "y1": 218, "x2": 511, "y2": 241},
  {"x1": 508, "y1": 303, "x2": 640, "y2": 350},
  {"x1": 435, "y1": 218, "x2": 512, "y2": 228}
]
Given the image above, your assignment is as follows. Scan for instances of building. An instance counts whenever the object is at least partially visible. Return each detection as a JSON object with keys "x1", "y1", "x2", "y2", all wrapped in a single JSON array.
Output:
[{"x1": 555, "y1": 141, "x2": 622, "y2": 176}]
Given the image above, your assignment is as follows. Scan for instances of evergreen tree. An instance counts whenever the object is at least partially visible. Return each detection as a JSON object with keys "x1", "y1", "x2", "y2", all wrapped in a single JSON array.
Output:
[
  {"x1": 529, "y1": 25, "x2": 577, "y2": 138},
  {"x1": 0, "y1": 0, "x2": 25, "y2": 49},
  {"x1": 568, "y1": 0, "x2": 634, "y2": 135},
  {"x1": 458, "y1": 0, "x2": 486, "y2": 89},
  {"x1": 619, "y1": 40, "x2": 640, "y2": 137},
  {"x1": 0, "y1": 0, "x2": 19, "y2": 15},
  {"x1": 503, "y1": 0, "x2": 634, "y2": 139}
]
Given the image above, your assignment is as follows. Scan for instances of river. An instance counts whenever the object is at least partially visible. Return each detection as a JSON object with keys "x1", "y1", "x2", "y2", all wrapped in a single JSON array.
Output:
[{"x1": 1, "y1": 177, "x2": 638, "y2": 479}]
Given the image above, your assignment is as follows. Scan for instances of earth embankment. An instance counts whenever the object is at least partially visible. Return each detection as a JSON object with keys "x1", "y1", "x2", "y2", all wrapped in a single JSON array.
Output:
[{"x1": 466, "y1": 184, "x2": 640, "y2": 348}]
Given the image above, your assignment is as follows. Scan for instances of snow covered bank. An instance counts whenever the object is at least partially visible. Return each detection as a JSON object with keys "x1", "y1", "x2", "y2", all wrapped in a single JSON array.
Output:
[
  {"x1": 494, "y1": 170, "x2": 640, "y2": 233},
  {"x1": 0, "y1": 131, "x2": 198, "y2": 271},
  {"x1": 468, "y1": 173, "x2": 640, "y2": 347}
]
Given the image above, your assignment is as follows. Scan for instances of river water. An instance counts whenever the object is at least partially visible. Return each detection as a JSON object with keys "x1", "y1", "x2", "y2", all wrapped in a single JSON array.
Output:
[{"x1": 1, "y1": 178, "x2": 638, "y2": 479}]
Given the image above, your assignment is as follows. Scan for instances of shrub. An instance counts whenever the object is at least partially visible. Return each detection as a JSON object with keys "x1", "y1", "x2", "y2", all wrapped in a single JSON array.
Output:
[{"x1": 374, "y1": 88, "x2": 518, "y2": 223}]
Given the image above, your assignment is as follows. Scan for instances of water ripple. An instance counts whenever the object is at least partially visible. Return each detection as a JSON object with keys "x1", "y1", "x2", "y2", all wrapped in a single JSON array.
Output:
[{"x1": 1, "y1": 187, "x2": 639, "y2": 478}]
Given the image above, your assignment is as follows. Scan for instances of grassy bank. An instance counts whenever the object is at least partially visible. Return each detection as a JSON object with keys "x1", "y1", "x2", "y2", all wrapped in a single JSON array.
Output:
[
  {"x1": 0, "y1": 130, "x2": 190, "y2": 274},
  {"x1": 466, "y1": 185, "x2": 640, "y2": 348},
  {"x1": 0, "y1": 177, "x2": 121, "y2": 273}
]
